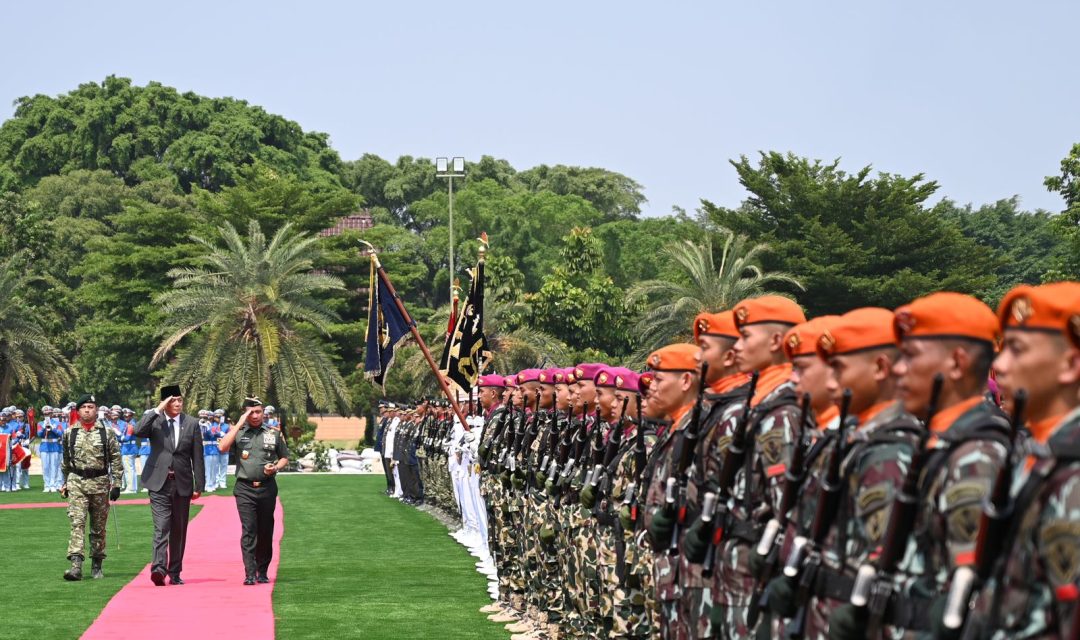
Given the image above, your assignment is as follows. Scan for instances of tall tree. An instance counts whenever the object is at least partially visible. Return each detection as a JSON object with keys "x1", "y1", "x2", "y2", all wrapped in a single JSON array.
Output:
[
  {"x1": 627, "y1": 229, "x2": 803, "y2": 359},
  {"x1": 706, "y1": 152, "x2": 996, "y2": 316},
  {"x1": 151, "y1": 220, "x2": 350, "y2": 417},
  {"x1": 0, "y1": 255, "x2": 74, "y2": 403},
  {"x1": 1044, "y1": 143, "x2": 1080, "y2": 279}
]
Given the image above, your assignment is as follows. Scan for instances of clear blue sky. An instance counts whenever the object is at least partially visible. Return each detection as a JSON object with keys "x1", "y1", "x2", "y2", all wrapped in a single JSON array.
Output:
[{"x1": 3, "y1": 0, "x2": 1076, "y2": 215}]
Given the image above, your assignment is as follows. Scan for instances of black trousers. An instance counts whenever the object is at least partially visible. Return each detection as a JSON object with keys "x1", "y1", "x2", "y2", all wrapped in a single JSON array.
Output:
[
  {"x1": 383, "y1": 457, "x2": 395, "y2": 492},
  {"x1": 234, "y1": 479, "x2": 278, "y2": 578},
  {"x1": 400, "y1": 462, "x2": 422, "y2": 500},
  {"x1": 148, "y1": 474, "x2": 193, "y2": 577}
]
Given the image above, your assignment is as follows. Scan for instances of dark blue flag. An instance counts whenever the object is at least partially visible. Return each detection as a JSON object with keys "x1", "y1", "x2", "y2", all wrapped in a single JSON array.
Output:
[{"x1": 364, "y1": 257, "x2": 412, "y2": 391}]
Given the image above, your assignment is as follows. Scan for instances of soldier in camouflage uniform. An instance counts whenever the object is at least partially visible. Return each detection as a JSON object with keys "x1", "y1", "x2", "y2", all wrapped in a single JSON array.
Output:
[
  {"x1": 962, "y1": 283, "x2": 1080, "y2": 639},
  {"x1": 677, "y1": 310, "x2": 753, "y2": 639},
  {"x1": 765, "y1": 309, "x2": 922, "y2": 639},
  {"x1": 642, "y1": 343, "x2": 704, "y2": 640},
  {"x1": 60, "y1": 394, "x2": 123, "y2": 581},
  {"x1": 595, "y1": 368, "x2": 659, "y2": 638},
  {"x1": 828, "y1": 292, "x2": 1010, "y2": 638},
  {"x1": 679, "y1": 296, "x2": 805, "y2": 639},
  {"x1": 476, "y1": 374, "x2": 511, "y2": 616}
]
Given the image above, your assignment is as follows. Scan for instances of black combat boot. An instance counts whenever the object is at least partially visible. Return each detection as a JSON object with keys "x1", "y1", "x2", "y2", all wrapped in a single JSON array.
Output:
[
  {"x1": 91, "y1": 557, "x2": 104, "y2": 579},
  {"x1": 64, "y1": 555, "x2": 84, "y2": 581}
]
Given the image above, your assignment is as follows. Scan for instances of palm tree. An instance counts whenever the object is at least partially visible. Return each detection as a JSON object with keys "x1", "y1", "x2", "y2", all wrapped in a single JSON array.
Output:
[
  {"x1": 0, "y1": 257, "x2": 75, "y2": 403},
  {"x1": 395, "y1": 298, "x2": 569, "y2": 397},
  {"x1": 151, "y1": 220, "x2": 350, "y2": 417},
  {"x1": 627, "y1": 228, "x2": 804, "y2": 361}
]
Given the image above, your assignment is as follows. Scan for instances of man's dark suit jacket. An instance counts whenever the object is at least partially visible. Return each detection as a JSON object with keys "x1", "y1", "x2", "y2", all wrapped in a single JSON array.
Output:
[{"x1": 134, "y1": 411, "x2": 205, "y2": 495}]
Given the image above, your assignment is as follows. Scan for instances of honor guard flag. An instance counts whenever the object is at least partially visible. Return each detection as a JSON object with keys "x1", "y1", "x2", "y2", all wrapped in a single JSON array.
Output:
[
  {"x1": 437, "y1": 283, "x2": 461, "y2": 373},
  {"x1": 364, "y1": 254, "x2": 413, "y2": 391},
  {"x1": 440, "y1": 244, "x2": 491, "y2": 391},
  {"x1": 0, "y1": 433, "x2": 8, "y2": 472}
]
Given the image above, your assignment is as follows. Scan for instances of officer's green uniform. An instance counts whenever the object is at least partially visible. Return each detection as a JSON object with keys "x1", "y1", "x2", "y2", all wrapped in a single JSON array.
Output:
[
  {"x1": 61, "y1": 417, "x2": 123, "y2": 580},
  {"x1": 233, "y1": 422, "x2": 289, "y2": 582}
]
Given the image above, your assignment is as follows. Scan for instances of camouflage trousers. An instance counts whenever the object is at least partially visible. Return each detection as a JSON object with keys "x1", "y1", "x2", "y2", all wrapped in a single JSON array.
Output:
[
  {"x1": 607, "y1": 528, "x2": 655, "y2": 639},
  {"x1": 67, "y1": 485, "x2": 110, "y2": 559},
  {"x1": 572, "y1": 505, "x2": 604, "y2": 636},
  {"x1": 653, "y1": 548, "x2": 690, "y2": 640},
  {"x1": 712, "y1": 540, "x2": 754, "y2": 639},
  {"x1": 557, "y1": 501, "x2": 587, "y2": 638}
]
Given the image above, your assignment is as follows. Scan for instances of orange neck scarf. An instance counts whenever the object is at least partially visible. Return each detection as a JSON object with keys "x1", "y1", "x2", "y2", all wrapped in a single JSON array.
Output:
[
  {"x1": 751, "y1": 363, "x2": 794, "y2": 407},
  {"x1": 929, "y1": 396, "x2": 983, "y2": 434},
  {"x1": 816, "y1": 405, "x2": 839, "y2": 428},
  {"x1": 710, "y1": 372, "x2": 751, "y2": 395},
  {"x1": 669, "y1": 402, "x2": 694, "y2": 428}
]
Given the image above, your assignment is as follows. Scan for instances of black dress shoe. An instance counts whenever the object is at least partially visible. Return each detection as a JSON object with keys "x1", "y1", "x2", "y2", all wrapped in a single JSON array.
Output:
[
  {"x1": 243, "y1": 577, "x2": 256, "y2": 585},
  {"x1": 256, "y1": 575, "x2": 270, "y2": 584},
  {"x1": 169, "y1": 576, "x2": 184, "y2": 585},
  {"x1": 150, "y1": 571, "x2": 166, "y2": 586}
]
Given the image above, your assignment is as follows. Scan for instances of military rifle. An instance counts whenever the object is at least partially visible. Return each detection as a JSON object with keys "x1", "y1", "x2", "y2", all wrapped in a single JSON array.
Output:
[
  {"x1": 666, "y1": 362, "x2": 710, "y2": 556},
  {"x1": 784, "y1": 389, "x2": 853, "y2": 638},
  {"x1": 591, "y1": 397, "x2": 630, "y2": 516},
  {"x1": 849, "y1": 374, "x2": 944, "y2": 638},
  {"x1": 947, "y1": 389, "x2": 1027, "y2": 633},
  {"x1": 700, "y1": 370, "x2": 759, "y2": 575},
  {"x1": 747, "y1": 392, "x2": 813, "y2": 627}
]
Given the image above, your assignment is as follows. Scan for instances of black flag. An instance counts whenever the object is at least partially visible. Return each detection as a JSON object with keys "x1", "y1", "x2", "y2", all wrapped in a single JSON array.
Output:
[
  {"x1": 441, "y1": 250, "x2": 490, "y2": 391},
  {"x1": 364, "y1": 254, "x2": 412, "y2": 391}
]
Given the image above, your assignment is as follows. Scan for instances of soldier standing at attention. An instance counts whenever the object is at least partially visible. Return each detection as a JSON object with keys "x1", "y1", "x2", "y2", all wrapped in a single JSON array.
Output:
[
  {"x1": 60, "y1": 394, "x2": 123, "y2": 581},
  {"x1": 218, "y1": 397, "x2": 290, "y2": 585},
  {"x1": 829, "y1": 292, "x2": 1009, "y2": 638},
  {"x1": 963, "y1": 283, "x2": 1080, "y2": 638}
]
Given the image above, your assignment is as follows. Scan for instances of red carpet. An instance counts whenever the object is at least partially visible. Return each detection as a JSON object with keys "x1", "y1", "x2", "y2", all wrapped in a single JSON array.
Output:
[
  {"x1": 0, "y1": 499, "x2": 151, "y2": 509},
  {"x1": 81, "y1": 494, "x2": 284, "y2": 639}
]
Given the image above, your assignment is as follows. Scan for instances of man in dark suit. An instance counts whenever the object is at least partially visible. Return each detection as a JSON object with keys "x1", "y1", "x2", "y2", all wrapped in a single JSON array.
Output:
[{"x1": 134, "y1": 384, "x2": 205, "y2": 586}]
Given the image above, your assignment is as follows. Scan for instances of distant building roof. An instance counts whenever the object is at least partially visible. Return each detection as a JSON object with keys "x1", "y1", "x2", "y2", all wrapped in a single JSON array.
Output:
[{"x1": 320, "y1": 210, "x2": 373, "y2": 237}]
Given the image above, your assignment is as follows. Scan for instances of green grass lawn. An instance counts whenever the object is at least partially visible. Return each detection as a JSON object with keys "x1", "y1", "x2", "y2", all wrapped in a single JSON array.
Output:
[
  {"x1": 0, "y1": 474, "x2": 201, "y2": 639},
  {"x1": 274, "y1": 475, "x2": 508, "y2": 640},
  {"x1": 1, "y1": 474, "x2": 508, "y2": 639},
  {"x1": 0, "y1": 473, "x2": 236, "y2": 504}
]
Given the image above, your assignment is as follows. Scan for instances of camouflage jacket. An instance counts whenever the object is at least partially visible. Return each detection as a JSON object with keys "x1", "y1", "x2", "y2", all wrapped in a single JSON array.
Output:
[
  {"x1": 721, "y1": 380, "x2": 801, "y2": 539},
  {"x1": 812, "y1": 401, "x2": 920, "y2": 569},
  {"x1": 62, "y1": 421, "x2": 123, "y2": 493},
  {"x1": 644, "y1": 411, "x2": 692, "y2": 601},
  {"x1": 976, "y1": 407, "x2": 1080, "y2": 639},
  {"x1": 687, "y1": 382, "x2": 753, "y2": 525},
  {"x1": 900, "y1": 400, "x2": 1010, "y2": 597}
]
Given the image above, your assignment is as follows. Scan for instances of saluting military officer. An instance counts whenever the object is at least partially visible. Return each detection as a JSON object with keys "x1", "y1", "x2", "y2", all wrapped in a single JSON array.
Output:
[
  {"x1": 60, "y1": 394, "x2": 123, "y2": 581},
  {"x1": 218, "y1": 396, "x2": 290, "y2": 585}
]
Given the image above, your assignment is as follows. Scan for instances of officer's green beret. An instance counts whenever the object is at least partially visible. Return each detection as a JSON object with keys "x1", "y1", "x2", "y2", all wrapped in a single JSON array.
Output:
[{"x1": 75, "y1": 394, "x2": 97, "y2": 409}]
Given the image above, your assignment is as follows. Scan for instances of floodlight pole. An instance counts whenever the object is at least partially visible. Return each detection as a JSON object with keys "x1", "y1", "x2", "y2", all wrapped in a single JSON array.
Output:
[{"x1": 436, "y1": 157, "x2": 465, "y2": 305}]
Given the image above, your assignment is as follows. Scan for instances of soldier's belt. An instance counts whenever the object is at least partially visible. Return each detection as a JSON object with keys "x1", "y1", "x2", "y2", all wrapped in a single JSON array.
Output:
[
  {"x1": 42, "y1": 438, "x2": 58, "y2": 443},
  {"x1": 882, "y1": 592, "x2": 932, "y2": 631},
  {"x1": 72, "y1": 468, "x2": 108, "y2": 479},
  {"x1": 809, "y1": 566, "x2": 856, "y2": 603},
  {"x1": 722, "y1": 516, "x2": 763, "y2": 543}
]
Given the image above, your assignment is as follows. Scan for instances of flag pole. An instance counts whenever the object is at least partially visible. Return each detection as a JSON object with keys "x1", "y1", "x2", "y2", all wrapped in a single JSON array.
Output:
[{"x1": 361, "y1": 241, "x2": 470, "y2": 430}]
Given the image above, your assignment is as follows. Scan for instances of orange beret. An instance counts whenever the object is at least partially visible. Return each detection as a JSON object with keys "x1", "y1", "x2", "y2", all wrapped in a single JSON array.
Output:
[
  {"x1": 893, "y1": 292, "x2": 999, "y2": 346},
  {"x1": 783, "y1": 316, "x2": 840, "y2": 359},
  {"x1": 734, "y1": 296, "x2": 807, "y2": 329},
  {"x1": 694, "y1": 310, "x2": 739, "y2": 342},
  {"x1": 818, "y1": 308, "x2": 896, "y2": 358},
  {"x1": 646, "y1": 343, "x2": 701, "y2": 372},
  {"x1": 997, "y1": 283, "x2": 1080, "y2": 336}
]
